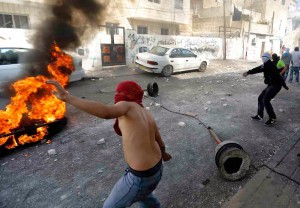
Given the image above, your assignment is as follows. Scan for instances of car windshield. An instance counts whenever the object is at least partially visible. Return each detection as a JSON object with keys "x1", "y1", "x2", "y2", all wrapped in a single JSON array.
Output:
[{"x1": 148, "y1": 46, "x2": 169, "y2": 56}]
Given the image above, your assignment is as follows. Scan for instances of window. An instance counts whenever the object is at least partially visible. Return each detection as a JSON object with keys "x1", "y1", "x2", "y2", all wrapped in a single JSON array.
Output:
[
  {"x1": 137, "y1": 26, "x2": 148, "y2": 34},
  {"x1": 105, "y1": 22, "x2": 119, "y2": 35},
  {"x1": 0, "y1": 48, "x2": 32, "y2": 65},
  {"x1": 148, "y1": 0, "x2": 160, "y2": 3},
  {"x1": 181, "y1": 49, "x2": 195, "y2": 57},
  {"x1": 0, "y1": 14, "x2": 29, "y2": 29},
  {"x1": 175, "y1": 0, "x2": 183, "y2": 9},
  {"x1": 149, "y1": 46, "x2": 169, "y2": 56},
  {"x1": 139, "y1": 47, "x2": 148, "y2": 53},
  {"x1": 170, "y1": 48, "x2": 183, "y2": 57},
  {"x1": 13, "y1": 15, "x2": 29, "y2": 29},
  {"x1": 161, "y1": 28, "x2": 169, "y2": 35}
]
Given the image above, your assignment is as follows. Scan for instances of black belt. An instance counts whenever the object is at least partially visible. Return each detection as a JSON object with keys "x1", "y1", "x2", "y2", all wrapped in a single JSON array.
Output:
[{"x1": 128, "y1": 159, "x2": 162, "y2": 177}]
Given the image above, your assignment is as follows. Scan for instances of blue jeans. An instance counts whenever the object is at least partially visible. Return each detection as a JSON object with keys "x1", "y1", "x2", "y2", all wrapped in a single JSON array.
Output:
[
  {"x1": 289, "y1": 66, "x2": 299, "y2": 83},
  {"x1": 283, "y1": 64, "x2": 289, "y2": 81},
  {"x1": 103, "y1": 166, "x2": 163, "y2": 208}
]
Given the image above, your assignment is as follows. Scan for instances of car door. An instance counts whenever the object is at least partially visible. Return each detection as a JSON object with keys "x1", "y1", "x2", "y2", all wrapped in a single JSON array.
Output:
[
  {"x1": 168, "y1": 48, "x2": 185, "y2": 71},
  {"x1": 0, "y1": 48, "x2": 22, "y2": 87},
  {"x1": 181, "y1": 49, "x2": 199, "y2": 70}
]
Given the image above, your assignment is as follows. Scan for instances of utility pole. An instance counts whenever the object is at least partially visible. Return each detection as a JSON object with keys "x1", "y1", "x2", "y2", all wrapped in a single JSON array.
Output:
[
  {"x1": 223, "y1": 0, "x2": 227, "y2": 60},
  {"x1": 246, "y1": 0, "x2": 253, "y2": 60}
]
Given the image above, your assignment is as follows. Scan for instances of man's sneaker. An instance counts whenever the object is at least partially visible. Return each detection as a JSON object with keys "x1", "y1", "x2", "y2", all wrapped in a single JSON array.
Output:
[
  {"x1": 265, "y1": 118, "x2": 276, "y2": 126},
  {"x1": 251, "y1": 115, "x2": 262, "y2": 121}
]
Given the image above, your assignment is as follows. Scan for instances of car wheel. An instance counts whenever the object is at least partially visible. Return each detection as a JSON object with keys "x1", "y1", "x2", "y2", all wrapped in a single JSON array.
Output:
[
  {"x1": 199, "y1": 62, "x2": 207, "y2": 72},
  {"x1": 161, "y1": 65, "x2": 173, "y2": 77}
]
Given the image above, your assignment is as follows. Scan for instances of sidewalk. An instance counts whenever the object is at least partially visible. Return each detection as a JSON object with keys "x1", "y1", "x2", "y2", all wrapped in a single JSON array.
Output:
[
  {"x1": 222, "y1": 130, "x2": 300, "y2": 207},
  {"x1": 83, "y1": 59, "x2": 260, "y2": 78}
]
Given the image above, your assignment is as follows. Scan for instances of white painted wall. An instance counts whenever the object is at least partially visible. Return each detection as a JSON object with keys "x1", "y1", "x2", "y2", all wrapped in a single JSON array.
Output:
[{"x1": 0, "y1": 27, "x2": 277, "y2": 70}]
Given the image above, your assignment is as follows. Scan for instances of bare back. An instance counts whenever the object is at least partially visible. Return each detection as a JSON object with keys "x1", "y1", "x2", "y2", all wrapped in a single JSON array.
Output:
[{"x1": 118, "y1": 103, "x2": 162, "y2": 171}]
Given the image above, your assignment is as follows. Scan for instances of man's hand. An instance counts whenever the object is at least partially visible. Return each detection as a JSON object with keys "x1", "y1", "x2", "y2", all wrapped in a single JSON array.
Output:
[
  {"x1": 46, "y1": 80, "x2": 69, "y2": 101},
  {"x1": 284, "y1": 85, "x2": 289, "y2": 90},
  {"x1": 162, "y1": 151, "x2": 172, "y2": 161},
  {"x1": 242, "y1": 72, "x2": 248, "y2": 77}
]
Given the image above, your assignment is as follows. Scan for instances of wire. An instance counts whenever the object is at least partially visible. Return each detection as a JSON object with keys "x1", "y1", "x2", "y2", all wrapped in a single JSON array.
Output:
[
  {"x1": 129, "y1": 0, "x2": 141, "y2": 28},
  {"x1": 144, "y1": 95, "x2": 210, "y2": 129},
  {"x1": 113, "y1": 0, "x2": 132, "y2": 29}
]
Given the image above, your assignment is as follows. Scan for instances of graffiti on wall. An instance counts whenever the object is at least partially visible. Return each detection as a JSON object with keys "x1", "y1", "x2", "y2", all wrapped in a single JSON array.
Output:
[{"x1": 126, "y1": 30, "x2": 224, "y2": 64}]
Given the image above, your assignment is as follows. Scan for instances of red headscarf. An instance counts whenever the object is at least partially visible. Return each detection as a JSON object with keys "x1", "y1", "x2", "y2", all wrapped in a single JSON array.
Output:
[{"x1": 114, "y1": 81, "x2": 144, "y2": 136}]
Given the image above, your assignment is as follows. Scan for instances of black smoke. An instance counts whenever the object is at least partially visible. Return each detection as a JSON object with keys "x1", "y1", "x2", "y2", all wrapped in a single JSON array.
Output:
[{"x1": 33, "y1": 0, "x2": 106, "y2": 52}]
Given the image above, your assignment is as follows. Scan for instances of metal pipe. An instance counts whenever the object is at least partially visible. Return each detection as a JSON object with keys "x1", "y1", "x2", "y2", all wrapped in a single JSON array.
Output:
[{"x1": 207, "y1": 126, "x2": 222, "y2": 144}]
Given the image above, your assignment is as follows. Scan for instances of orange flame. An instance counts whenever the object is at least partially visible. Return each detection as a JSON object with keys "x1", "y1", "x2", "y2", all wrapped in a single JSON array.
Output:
[{"x1": 0, "y1": 42, "x2": 74, "y2": 150}]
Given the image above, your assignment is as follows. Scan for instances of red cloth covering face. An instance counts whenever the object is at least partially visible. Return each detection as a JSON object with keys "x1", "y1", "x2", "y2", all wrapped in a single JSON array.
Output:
[{"x1": 114, "y1": 81, "x2": 144, "y2": 136}]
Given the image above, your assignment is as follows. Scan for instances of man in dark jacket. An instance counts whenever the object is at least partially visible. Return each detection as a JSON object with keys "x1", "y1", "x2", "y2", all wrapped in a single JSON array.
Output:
[{"x1": 243, "y1": 52, "x2": 289, "y2": 126}]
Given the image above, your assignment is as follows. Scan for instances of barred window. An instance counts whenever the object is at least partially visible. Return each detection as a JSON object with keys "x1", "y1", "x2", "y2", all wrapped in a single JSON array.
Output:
[
  {"x1": 137, "y1": 26, "x2": 148, "y2": 34},
  {"x1": 175, "y1": 0, "x2": 183, "y2": 9},
  {"x1": 161, "y1": 28, "x2": 169, "y2": 35},
  {"x1": 148, "y1": 0, "x2": 160, "y2": 3},
  {"x1": 105, "y1": 22, "x2": 120, "y2": 35},
  {"x1": 0, "y1": 14, "x2": 29, "y2": 29}
]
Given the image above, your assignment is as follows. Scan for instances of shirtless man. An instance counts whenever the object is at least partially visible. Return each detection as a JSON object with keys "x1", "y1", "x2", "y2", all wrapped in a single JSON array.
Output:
[{"x1": 46, "y1": 80, "x2": 172, "y2": 208}]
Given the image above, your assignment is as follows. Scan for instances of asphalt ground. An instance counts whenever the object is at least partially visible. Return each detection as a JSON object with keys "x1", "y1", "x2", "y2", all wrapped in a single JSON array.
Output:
[{"x1": 0, "y1": 60, "x2": 300, "y2": 207}]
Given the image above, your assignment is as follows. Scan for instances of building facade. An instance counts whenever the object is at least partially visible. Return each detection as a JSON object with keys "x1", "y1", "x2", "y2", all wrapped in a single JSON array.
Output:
[
  {"x1": 191, "y1": 0, "x2": 296, "y2": 59},
  {"x1": 106, "y1": 0, "x2": 191, "y2": 36},
  {"x1": 0, "y1": 0, "x2": 297, "y2": 67},
  {"x1": 0, "y1": 0, "x2": 47, "y2": 44}
]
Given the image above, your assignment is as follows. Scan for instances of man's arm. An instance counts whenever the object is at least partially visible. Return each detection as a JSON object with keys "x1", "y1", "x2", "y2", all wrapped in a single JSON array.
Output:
[
  {"x1": 243, "y1": 65, "x2": 263, "y2": 77},
  {"x1": 154, "y1": 123, "x2": 172, "y2": 161},
  {"x1": 247, "y1": 65, "x2": 264, "y2": 74},
  {"x1": 280, "y1": 66, "x2": 287, "y2": 75},
  {"x1": 46, "y1": 80, "x2": 131, "y2": 119}
]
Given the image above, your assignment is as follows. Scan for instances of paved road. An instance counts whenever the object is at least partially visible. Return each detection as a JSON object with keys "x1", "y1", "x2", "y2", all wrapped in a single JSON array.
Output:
[{"x1": 0, "y1": 60, "x2": 299, "y2": 207}]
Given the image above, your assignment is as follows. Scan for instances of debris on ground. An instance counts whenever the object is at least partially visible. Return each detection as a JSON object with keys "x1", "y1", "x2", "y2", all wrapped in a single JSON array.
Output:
[
  {"x1": 48, "y1": 149, "x2": 57, "y2": 156},
  {"x1": 178, "y1": 122, "x2": 186, "y2": 127},
  {"x1": 97, "y1": 138, "x2": 105, "y2": 145}
]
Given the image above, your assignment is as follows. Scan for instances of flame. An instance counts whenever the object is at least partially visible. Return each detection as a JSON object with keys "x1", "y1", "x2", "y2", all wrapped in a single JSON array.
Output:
[{"x1": 0, "y1": 42, "x2": 74, "y2": 150}]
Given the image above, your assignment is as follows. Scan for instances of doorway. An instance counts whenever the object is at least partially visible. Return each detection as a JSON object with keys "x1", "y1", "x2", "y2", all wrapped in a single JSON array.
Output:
[{"x1": 100, "y1": 25, "x2": 126, "y2": 66}]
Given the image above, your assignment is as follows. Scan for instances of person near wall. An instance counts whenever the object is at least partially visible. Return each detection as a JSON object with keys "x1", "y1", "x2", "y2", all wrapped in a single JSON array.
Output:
[
  {"x1": 281, "y1": 48, "x2": 292, "y2": 81},
  {"x1": 46, "y1": 80, "x2": 172, "y2": 208},
  {"x1": 243, "y1": 52, "x2": 289, "y2": 126},
  {"x1": 289, "y1": 46, "x2": 300, "y2": 84},
  {"x1": 272, "y1": 53, "x2": 287, "y2": 78}
]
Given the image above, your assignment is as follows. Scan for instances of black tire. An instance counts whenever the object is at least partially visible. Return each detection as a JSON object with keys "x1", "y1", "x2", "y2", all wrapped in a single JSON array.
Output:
[
  {"x1": 147, "y1": 82, "x2": 159, "y2": 97},
  {"x1": 199, "y1": 62, "x2": 207, "y2": 72},
  {"x1": 161, "y1": 65, "x2": 173, "y2": 77}
]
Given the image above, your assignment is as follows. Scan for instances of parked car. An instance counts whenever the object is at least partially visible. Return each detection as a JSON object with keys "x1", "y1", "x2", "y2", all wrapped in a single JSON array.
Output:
[
  {"x1": 0, "y1": 45, "x2": 85, "y2": 94},
  {"x1": 135, "y1": 45, "x2": 209, "y2": 77}
]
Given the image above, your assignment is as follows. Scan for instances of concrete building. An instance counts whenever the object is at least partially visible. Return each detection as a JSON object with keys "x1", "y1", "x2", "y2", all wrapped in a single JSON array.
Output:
[
  {"x1": 191, "y1": 0, "x2": 295, "y2": 59},
  {"x1": 283, "y1": 1, "x2": 300, "y2": 49},
  {"x1": 106, "y1": 0, "x2": 191, "y2": 36},
  {"x1": 0, "y1": 0, "x2": 47, "y2": 44},
  {"x1": 0, "y1": 0, "x2": 193, "y2": 68}
]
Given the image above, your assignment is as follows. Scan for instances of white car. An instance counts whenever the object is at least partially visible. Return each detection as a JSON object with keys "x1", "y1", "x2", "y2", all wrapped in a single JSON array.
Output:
[
  {"x1": 0, "y1": 46, "x2": 85, "y2": 94},
  {"x1": 135, "y1": 45, "x2": 209, "y2": 77}
]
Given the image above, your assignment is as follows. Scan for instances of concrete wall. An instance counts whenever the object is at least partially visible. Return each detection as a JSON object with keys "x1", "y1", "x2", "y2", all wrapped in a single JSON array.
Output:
[
  {"x1": 108, "y1": 0, "x2": 191, "y2": 28},
  {"x1": 124, "y1": 30, "x2": 251, "y2": 66},
  {"x1": 0, "y1": 2, "x2": 48, "y2": 28},
  {"x1": 129, "y1": 19, "x2": 179, "y2": 36},
  {"x1": 0, "y1": 26, "x2": 274, "y2": 70}
]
